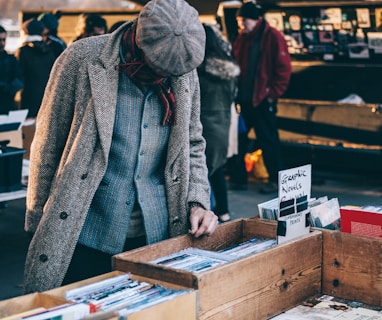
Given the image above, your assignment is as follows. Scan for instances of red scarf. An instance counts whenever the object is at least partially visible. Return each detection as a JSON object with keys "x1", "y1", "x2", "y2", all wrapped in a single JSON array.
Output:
[{"x1": 117, "y1": 24, "x2": 176, "y2": 126}]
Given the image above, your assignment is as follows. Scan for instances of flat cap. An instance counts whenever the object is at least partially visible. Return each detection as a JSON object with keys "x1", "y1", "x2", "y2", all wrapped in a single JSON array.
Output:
[{"x1": 136, "y1": 0, "x2": 206, "y2": 76}]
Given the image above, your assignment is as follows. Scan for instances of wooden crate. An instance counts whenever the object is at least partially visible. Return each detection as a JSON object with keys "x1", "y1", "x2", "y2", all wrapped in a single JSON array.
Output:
[
  {"x1": 46, "y1": 270, "x2": 197, "y2": 320},
  {"x1": 113, "y1": 218, "x2": 323, "y2": 320},
  {"x1": 320, "y1": 228, "x2": 382, "y2": 306},
  {"x1": 0, "y1": 292, "x2": 69, "y2": 318},
  {"x1": 0, "y1": 272, "x2": 197, "y2": 320}
]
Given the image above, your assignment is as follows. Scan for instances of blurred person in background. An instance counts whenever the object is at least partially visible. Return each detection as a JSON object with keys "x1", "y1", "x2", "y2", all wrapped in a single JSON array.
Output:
[
  {"x1": 0, "y1": 24, "x2": 23, "y2": 210},
  {"x1": 71, "y1": 13, "x2": 107, "y2": 43},
  {"x1": 231, "y1": 2, "x2": 291, "y2": 194},
  {"x1": 15, "y1": 18, "x2": 58, "y2": 118},
  {"x1": 38, "y1": 10, "x2": 67, "y2": 56},
  {"x1": 0, "y1": 25, "x2": 23, "y2": 115},
  {"x1": 108, "y1": 20, "x2": 127, "y2": 33},
  {"x1": 198, "y1": 23, "x2": 240, "y2": 223}
]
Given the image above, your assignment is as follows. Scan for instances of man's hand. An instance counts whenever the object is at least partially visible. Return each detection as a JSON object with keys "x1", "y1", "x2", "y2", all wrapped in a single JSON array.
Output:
[{"x1": 189, "y1": 206, "x2": 218, "y2": 238}]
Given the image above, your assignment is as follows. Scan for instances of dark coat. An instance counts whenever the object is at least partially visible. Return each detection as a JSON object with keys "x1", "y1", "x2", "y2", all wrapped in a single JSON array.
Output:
[
  {"x1": 234, "y1": 19, "x2": 292, "y2": 107},
  {"x1": 0, "y1": 51, "x2": 23, "y2": 114},
  {"x1": 15, "y1": 40, "x2": 57, "y2": 117},
  {"x1": 198, "y1": 57, "x2": 239, "y2": 175}
]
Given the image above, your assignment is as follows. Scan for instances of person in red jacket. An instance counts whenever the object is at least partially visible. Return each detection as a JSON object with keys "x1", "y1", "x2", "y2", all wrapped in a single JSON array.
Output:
[{"x1": 231, "y1": 1, "x2": 291, "y2": 194}]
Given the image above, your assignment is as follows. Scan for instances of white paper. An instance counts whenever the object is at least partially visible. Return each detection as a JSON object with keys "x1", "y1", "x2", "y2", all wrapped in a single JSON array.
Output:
[
  {"x1": 278, "y1": 164, "x2": 311, "y2": 203},
  {"x1": 0, "y1": 109, "x2": 29, "y2": 130},
  {"x1": 277, "y1": 164, "x2": 312, "y2": 244}
]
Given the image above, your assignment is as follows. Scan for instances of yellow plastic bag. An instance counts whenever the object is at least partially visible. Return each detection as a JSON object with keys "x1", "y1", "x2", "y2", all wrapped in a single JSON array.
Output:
[{"x1": 244, "y1": 149, "x2": 269, "y2": 180}]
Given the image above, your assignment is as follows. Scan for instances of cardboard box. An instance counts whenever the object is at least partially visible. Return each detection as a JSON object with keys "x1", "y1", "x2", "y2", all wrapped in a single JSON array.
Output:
[
  {"x1": 340, "y1": 206, "x2": 382, "y2": 238},
  {"x1": 0, "y1": 145, "x2": 26, "y2": 192},
  {"x1": 0, "y1": 293, "x2": 69, "y2": 318},
  {"x1": 0, "y1": 129, "x2": 23, "y2": 149},
  {"x1": 46, "y1": 271, "x2": 198, "y2": 320},
  {"x1": 22, "y1": 120, "x2": 36, "y2": 160},
  {"x1": 113, "y1": 218, "x2": 323, "y2": 320},
  {"x1": 320, "y1": 228, "x2": 382, "y2": 307}
]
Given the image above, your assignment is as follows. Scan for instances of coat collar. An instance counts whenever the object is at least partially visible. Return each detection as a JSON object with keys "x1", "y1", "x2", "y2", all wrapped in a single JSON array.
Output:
[
  {"x1": 87, "y1": 20, "x2": 189, "y2": 164},
  {"x1": 87, "y1": 22, "x2": 131, "y2": 158}
]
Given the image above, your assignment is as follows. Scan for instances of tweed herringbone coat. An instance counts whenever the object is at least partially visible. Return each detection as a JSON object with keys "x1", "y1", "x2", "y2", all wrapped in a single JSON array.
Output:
[{"x1": 23, "y1": 21, "x2": 210, "y2": 293}]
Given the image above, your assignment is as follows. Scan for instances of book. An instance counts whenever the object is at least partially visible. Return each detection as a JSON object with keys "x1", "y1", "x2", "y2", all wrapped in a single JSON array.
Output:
[
  {"x1": 66, "y1": 274, "x2": 153, "y2": 311},
  {"x1": 64, "y1": 273, "x2": 191, "y2": 318},
  {"x1": 21, "y1": 303, "x2": 90, "y2": 320},
  {"x1": 150, "y1": 239, "x2": 277, "y2": 272},
  {"x1": 258, "y1": 197, "x2": 278, "y2": 220},
  {"x1": 218, "y1": 238, "x2": 277, "y2": 257},
  {"x1": 150, "y1": 248, "x2": 232, "y2": 273},
  {"x1": 308, "y1": 197, "x2": 341, "y2": 230},
  {"x1": 340, "y1": 205, "x2": 382, "y2": 238},
  {"x1": 1, "y1": 308, "x2": 47, "y2": 320}
]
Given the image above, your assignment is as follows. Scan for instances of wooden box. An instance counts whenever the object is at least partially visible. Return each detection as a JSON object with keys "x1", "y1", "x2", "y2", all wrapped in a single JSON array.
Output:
[
  {"x1": 269, "y1": 228, "x2": 382, "y2": 318},
  {"x1": 0, "y1": 293, "x2": 69, "y2": 318},
  {"x1": 46, "y1": 270, "x2": 198, "y2": 320},
  {"x1": 113, "y1": 218, "x2": 323, "y2": 320},
  {"x1": 0, "y1": 272, "x2": 197, "y2": 320},
  {"x1": 320, "y1": 228, "x2": 382, "y2": 306}
]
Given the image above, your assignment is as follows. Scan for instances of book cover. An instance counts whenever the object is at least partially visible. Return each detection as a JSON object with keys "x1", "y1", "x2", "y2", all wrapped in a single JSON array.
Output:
[
  {"x1": 340, "y1": 205, "x2": 382, "y2": 238},
  {"x1": 309, "y1": 197, "x2": 341, "y2": 230}
]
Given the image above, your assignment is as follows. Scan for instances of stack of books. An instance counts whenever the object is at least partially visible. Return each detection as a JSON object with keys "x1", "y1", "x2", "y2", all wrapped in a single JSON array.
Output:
[
  {"x1": 150, "y1": 237, "x2": 277, "y2": 273},
  {"x1": 64, "y1": 273, "x2": 191, "y2": 318}
]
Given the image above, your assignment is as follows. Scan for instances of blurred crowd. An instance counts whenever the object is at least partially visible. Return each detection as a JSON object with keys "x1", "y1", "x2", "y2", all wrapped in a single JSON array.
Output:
[
  {"x1": 0, "y1": 11, "x2": 114, "y2": 117},
  {"x1": 0, "y1": 2, "x2": 291, "y2": 220}
]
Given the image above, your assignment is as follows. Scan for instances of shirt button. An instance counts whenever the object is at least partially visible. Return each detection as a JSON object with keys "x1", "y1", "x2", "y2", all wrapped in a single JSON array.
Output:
[
  {"x1": 81, "y1": 173, "x2": 88, "y2": 180},
  {"x1": 60, "y1": 212, "x2": 68, "y2": 220},
  {"x1": 140, "y1": 151, "x2": 144, "y2": 156},
  {"x1": 143, "y1": 124, "x2": 148, "y2": 128},
  {"x1": 39, "y1": 254, "x2": 48, "y2": 262}
]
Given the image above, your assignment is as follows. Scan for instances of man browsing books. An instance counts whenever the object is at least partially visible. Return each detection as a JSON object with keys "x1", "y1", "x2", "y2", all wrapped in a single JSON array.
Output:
[{"x1": 23, "y1": 0, "x2": 218, "y2": 294}]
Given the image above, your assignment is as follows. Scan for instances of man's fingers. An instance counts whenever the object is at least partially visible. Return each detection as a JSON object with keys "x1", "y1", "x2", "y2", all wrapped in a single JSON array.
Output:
[{"x1": 189, "y1": 207, "x2": 218, "y2": 238}]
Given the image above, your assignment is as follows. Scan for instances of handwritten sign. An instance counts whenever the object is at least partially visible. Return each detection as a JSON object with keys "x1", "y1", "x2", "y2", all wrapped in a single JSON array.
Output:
[
  {"x1": 278, "y1": 164, "x2": 311, "y2": 203},
  {"x1": 277, "y1": 164, "x2": 312, "y2": 244}
]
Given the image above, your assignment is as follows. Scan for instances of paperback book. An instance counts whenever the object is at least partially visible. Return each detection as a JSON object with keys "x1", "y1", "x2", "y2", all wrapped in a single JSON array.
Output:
[
  {"x1": 150, "y1": 238, "x2": 277, "y2": 272},
  {"x1": 9, "y1": 303, "x2": 90, "y2": 320},
  {"x1": 64, "y1": 273, "x2": 191, "y2": 318},
  {"x1": 308, "y1": 197, "x2": 341, "y2": 230}
]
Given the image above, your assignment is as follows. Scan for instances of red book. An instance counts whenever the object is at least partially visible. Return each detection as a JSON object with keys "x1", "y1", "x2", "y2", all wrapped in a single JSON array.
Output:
[{"x1": 340, "y1": 206, "x2": 382, "y2": 238}]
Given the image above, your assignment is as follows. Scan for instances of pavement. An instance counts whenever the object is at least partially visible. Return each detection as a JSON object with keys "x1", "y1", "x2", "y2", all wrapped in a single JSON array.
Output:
[{"x1": 0, "y1": 169, "x2": 381, "y2": 301}]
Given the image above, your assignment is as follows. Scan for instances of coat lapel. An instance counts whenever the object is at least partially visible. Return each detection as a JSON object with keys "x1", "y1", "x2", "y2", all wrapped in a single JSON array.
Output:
[
  {"x1": 167, "y1": 77, "x2": 189, "y2": 165},
  {"x1": 88, "y1": 61, "x2": 119, "y2": 159},
  {"x1": 87, "y1": 23, "x2": 125, "y2": 160}
]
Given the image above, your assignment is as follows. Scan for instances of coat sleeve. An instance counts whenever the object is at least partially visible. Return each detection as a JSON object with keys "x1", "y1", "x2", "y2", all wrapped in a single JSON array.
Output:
[
  {"x1": 25, "y1": 46, "x2": 81, "y2": 233},
  {"x1": 268, "y1": 31, "x2": 292, "y2": 99},
  {"x1": 186, "y1": 71, "x2": 211, "y2": 210}
]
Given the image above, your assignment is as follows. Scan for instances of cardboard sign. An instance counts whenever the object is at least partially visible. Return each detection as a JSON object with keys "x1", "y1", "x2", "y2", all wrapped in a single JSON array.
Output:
[{"x1": 277, "y1": 164, "x2": 312, "y2": 244}]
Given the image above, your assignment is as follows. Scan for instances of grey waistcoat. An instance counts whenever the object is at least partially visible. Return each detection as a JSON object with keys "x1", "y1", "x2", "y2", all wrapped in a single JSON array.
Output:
[{"x1": 79, "y1": 73, "x2": 170, "y2": 254}]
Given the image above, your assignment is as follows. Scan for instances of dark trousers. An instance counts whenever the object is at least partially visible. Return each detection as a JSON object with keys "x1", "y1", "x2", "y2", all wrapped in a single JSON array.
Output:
[
  {"x1": 232, "y1": 99, "x2": 282, "y2": 185},
  {"x1": 210, "y1": 165, "x2": 229, "y2": 216},
  {"x1": 62, "y1": 236, "x2": 146, "y2": 285}
]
